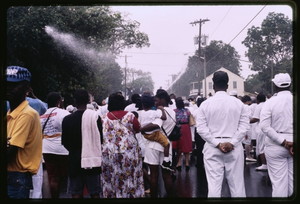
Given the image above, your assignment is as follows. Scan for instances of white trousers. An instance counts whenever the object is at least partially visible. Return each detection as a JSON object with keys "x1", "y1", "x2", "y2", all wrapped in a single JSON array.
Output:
[
  {"x1": 30, "y1": 159, "x2": 43, "y2": 199},
  {"x1": 256, "y1": 130, "x2": 266, "y2": 155},
  {"x1": 265, "y1": 135, "x2": 293, "y2": 197},
  {"x1": 203, "y1": 141, "x2": 246, "y2": 198}
]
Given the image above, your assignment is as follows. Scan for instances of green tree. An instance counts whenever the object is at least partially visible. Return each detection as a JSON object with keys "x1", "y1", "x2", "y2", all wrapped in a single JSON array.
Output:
[
  {"x1": 125, "y1": 68, "x2": 154, "y2": 93},
  {"x1": 170, "y1": 40, "x2": 241, "y2": 97},
  {"x1": 6, "y1": 6, "x2": 150, "y2": 104},
  {"x1": 242, "y1": 12, "x2": 292, "y2": 94}
]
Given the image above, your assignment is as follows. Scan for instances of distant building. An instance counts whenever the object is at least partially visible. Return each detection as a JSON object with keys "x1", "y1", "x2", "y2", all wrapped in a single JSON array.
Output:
[{"x1": 189, "y1": 67, "x2": 245, "y2": 97}]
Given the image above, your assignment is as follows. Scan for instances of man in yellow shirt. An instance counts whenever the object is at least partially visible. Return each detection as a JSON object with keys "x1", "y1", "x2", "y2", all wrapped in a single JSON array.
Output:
[{"x1": 6, "y1": 66, "x2": 42, "y2": 199}]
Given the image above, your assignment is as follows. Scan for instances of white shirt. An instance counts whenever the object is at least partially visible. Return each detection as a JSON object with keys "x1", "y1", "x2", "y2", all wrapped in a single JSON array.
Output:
[
  {"x1": 196, "y1": 91, "x2": 250, "y2": 147},
  {"x1": 124, "y1": 103, "x2": 138, "y2": 112},
  {"x1": 97, "y1": 104, "x2": 108, "y2": 117},
  {"x1": 260, "y1": 91, "x2": 293, "y2": 145},
  {"x1": 144, "y1": 107, "x2": 176, "y2": 152},
  {"x1": 253, "y1": 102, "x2": 264, "y2": 119},
  {"x1": 169, "y1": 99, "x2": 176, "y2": 110},
  {"x1": 139, "y1": 109, "x2": 162, "y2": 134},
  {"x1": 40, "y1": 107, "x2": 70, "y2": 155}
]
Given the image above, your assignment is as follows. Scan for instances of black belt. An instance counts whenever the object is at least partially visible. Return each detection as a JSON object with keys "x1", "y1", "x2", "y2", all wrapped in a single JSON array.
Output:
[{"x1": 215, "y1": 137, "x2": 231, "y2": 139}]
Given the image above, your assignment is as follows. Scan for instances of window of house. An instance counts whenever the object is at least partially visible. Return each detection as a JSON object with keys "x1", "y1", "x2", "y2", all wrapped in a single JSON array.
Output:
[
  {"x1": 208, "y1": 82, "x2": 213, "y2": 89},
  {"x1": 233, "y1": 81, "x2": 237, "y2": 89}
]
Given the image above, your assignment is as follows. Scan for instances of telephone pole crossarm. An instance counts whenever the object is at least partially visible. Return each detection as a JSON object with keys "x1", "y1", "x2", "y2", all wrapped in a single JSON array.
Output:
[{"x1": 190, "y1": 18, "x2": 210, "y2": 96}]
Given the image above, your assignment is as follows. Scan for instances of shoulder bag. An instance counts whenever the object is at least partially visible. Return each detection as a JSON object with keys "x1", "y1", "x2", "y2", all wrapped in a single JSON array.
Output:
[{"x1": 161, "y1": 109, "x2": 182, "y2": 141}]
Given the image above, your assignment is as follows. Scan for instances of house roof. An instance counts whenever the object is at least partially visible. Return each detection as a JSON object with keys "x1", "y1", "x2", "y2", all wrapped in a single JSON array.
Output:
[{"x1": 204, "y1": 67, "x2": 243, "y2": 81}]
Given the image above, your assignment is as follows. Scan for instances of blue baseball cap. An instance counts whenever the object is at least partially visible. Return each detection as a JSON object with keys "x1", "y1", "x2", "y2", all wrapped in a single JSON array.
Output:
[{"x1": 6, "y1": 66, "x2": 31, "y2": 82}]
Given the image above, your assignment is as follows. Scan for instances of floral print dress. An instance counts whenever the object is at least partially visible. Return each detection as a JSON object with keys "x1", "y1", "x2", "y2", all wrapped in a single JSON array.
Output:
[{"x1": 101, "y1": 112, "x2": 145, "y2": 198}]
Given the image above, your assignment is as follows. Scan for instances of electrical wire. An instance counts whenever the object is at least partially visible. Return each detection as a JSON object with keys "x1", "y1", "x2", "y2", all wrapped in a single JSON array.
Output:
[
  {"x1": 205, "y1": 3, "x2": 268, "y2": 65},
  {"x1": 210, "y1": 5, "x2": 233, "y2": 38},
  {"x1": 119, "y1": 5, "x2": 267, "y2": 69}
]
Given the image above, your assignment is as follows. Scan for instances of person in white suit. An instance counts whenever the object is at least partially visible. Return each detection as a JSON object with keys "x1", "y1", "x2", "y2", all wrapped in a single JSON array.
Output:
[
  {"x1": 260, "y1": 73, "x2": 293, "y2": 197},
  {"x1": 196, "y1": 70, "x2": 249, "y2": 198}
]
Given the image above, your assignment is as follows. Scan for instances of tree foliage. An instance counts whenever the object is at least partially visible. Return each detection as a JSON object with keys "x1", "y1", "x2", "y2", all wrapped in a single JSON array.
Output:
[
  {"x1": 170, "y1": 40, "x2": 241, "y2": 97},
  {"x1": 7, "y1": 6, "x2": 150, "y2": 105},
  {"x1": 125, "y1": 68, "x2": 154, "y2": 93},
  {"x1": 242, "y1": 12, "x2": 292, "y2": 94}
]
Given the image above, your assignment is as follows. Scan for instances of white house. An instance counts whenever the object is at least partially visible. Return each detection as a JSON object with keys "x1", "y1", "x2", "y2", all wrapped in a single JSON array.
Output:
[{"x1": 189, "y1": 67, "x2": 245, "y2": 97}]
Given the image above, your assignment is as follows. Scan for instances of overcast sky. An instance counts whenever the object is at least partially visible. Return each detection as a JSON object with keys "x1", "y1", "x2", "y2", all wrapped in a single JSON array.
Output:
[{"x1": 111, "y1": 4, "x2": 293, "y2": 92}]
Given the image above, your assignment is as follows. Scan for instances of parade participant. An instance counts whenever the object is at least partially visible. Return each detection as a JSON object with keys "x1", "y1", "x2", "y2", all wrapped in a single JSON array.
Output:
[
  {"x1": 6, "y1": 66, "x2": 43, "y2": 199},
  {"x1": 242, "y1": 95, "x2": 256, "y2": 162},
  {"x1": 139, "y1": 94, "x2": 173, "y2": 171},
  {"x1": 196, "y1": 70, "x2": 249, "y2": 198},
  {"x1": 62, "y1": 89, "x2": 102, "y2": 198},
  {"x1": 41, "y1": 92, "x2": 70, "y2": 198},
  {"x1": 250, "y1": 92, "x2": 267, "y2": 171},
  {"x1": 260, "y1": 73, "x2": 293, "y2": 197},
  {"x1": 173, "y1": 98, "x2": 193, "y2": 172},
  {"x1": 124, "y1": 93, "x2": 141, "y2": 112},
  {"x1": 101, "y1": 92, "x2": 144, "y2": 198},
  {"x1": 140, "y1": 90, "x2": 175, "y2": 198}
]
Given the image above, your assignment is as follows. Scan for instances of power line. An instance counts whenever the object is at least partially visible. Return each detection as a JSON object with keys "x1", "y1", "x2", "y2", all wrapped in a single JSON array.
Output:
[
  {"x1": 228, "y1": 4, "x2": 268, "y2": 44},
  {"x1": 210, "y1": 5, "x2": 233, "y2": 37},
  {"x1": 205, "y1": 3, "x2": 268, "y2": 65}
]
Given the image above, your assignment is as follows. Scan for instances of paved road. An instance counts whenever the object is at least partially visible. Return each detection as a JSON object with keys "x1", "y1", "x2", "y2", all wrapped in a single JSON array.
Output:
[{"x1": 40, "y1": 152, "x2": 272, "y2": 199}]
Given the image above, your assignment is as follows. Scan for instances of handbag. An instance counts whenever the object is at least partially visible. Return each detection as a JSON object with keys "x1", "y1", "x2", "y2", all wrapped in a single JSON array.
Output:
[
  {"x1": 162, "y1": 109, "x2": 182, "y2": 141},
  {"x1": 189, "y1": 114, "x2": 196, "y2": 126}
]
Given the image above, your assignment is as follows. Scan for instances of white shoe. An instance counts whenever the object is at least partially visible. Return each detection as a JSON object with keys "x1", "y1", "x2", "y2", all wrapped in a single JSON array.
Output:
[
  {"x1": 246, "y1": 157, "x2": 257, "y2": 162},
  {"x1": 256, "y1": 164, "x2": 268, "y2": 171}
]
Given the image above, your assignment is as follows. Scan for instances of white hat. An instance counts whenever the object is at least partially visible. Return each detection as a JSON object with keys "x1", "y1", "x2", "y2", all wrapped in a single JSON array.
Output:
[
  {"x1": 272, "y1": 73, "x2": 291, "y2": 88},
  {"x1": 87, "y1": 104, "x2": 95, "y2": 110},
  {"x1": 229, "y1": 90, "x2": 237, "y2": 96},
  {"x1": 66, "y1": 105, "x2": 75, "y2": 112}
]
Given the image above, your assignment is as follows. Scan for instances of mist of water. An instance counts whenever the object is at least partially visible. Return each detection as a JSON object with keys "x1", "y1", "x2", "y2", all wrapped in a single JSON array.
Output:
[{"x1": 45, "y1": 26, "x2": 113, "y2": 67}]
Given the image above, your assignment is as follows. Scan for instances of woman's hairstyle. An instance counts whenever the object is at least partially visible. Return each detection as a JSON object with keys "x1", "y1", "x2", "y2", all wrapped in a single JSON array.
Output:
[
  {"x1": 175, "y1": 97, "x2": 184, "y2": 109},
  {"x1": 108, "y1": 92, "x2": 125, "y2": 112},
  {"x1": 155, "y1": 90, "x2": 171, "y2": 105},
  {"x1": 46, "y1": 92, "x2": 61, "y2": 107},
  {"x1": 74, "y1": 89, "x2": 89, "y2": 105}
]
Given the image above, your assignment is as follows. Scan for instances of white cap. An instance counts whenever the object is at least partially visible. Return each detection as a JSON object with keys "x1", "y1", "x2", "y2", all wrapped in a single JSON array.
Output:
[
  {"x1": 229, "y1": 90, "x2": 237, "y2": 96},
  {"x1": 87, "y1": 104, "x2": 95, "y2": 110},
  {"x1": 66, "y1": 105, "x2": 75, "y2": 112},
  {"x1": 272, "y1": 73, "x2": 291, "y2": 88}
]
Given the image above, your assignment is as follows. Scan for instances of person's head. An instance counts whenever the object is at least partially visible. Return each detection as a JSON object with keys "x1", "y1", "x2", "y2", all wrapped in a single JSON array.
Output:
[
  {"x1": 154, "y1": 89, "x2": 171, "y2": 107},
  {"x1": 131, "y1": 93, "x2": 141, "y2": 104},
  {"x1": 46, "y1": 92, "x2": 63, "y2": 108},
  {"x1": 108, "y1": 92, "x2": 125, "y2": 112},
  {"x1": 6, "y1": 66, "x2": 31, "y2": 103},
  {"x1": 175, "y1": 97, "x2": 184, "y2": 109},
  {"x1": 170, "y1": 93, "x2": 176, "y2": 100},
  {"x1": 241, "y1": 95, "x2": 251, "y2": 105},
  {"x1": 256, "y1": 92, "x2": 266, "y2": 104},
  {"x1": 212, "y1": 71, "x2": 229, "y2": 91},
  {"x1": 251, "y1": 96, "x2": 257, "y2": 104},
  {"x1": 66, "y1": 105, "x2": 76, "y2": 113},
  {"x1": 272, "y1": 73, "x2": 291, "y2": 92},
  {"x1": 197, "y1": 97, "x2": 205, "y2": 107},
  {"x1": 141, "y1": 94, "x2": 154, "y2": 110},
  {"x1": 184, "y1": 100, "x2": 190, "y2": 107},
  {"x1": 229, "y1": 90, "x2": 238, "y2": 98},
  {"x1": 74, "y1": 89, "x2": 89, "y2": 108}
]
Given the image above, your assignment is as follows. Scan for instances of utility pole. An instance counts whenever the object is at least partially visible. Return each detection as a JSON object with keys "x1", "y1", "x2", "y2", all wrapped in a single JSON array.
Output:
[
  {"x1": 190, "y1": 18, "x2": 210, "y2": 96},
  {"x1": 119, "y1": 55, "x2": 132, "y2": 100}
]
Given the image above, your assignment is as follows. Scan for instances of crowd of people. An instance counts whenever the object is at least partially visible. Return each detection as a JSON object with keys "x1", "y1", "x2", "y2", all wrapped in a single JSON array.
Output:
[{"x1": 6, "y1": 65, "x2": 294, "y2": 199}]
